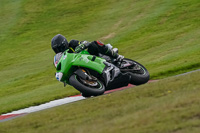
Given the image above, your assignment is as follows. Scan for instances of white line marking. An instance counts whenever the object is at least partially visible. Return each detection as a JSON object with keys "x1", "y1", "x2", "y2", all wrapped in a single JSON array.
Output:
[
  {"x1": 1, "y1": 69, "x2": 200, "y2": 120},
  {"x1": 2, "y1": 96, "x2": 85, "y2": 115}
]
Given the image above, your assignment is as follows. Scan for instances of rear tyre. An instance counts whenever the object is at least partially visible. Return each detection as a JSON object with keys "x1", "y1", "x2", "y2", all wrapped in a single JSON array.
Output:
[
  {"x1": 121, "y1": 58, "x2": 150, "y2": 85},
  {"x1": 69, "y1": 74, "x2": 105, "y2": 97},
  {"x1": 81, "y1": 93, "x2": 92, "y2": 98}
]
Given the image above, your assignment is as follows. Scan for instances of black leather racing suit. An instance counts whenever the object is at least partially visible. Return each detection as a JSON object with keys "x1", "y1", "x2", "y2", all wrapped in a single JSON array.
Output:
[{"x1": 54, "y1": 40, "x2": 120, "y2": 67}]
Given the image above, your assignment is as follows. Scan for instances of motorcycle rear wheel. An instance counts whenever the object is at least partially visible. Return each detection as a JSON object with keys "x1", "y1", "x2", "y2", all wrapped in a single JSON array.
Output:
[
  {"x1": 121, "y1": 58, "x2": 150, "y2": 85},
  {"x1": 69, "y1": 74, "x2": 105, "y2": 97}
]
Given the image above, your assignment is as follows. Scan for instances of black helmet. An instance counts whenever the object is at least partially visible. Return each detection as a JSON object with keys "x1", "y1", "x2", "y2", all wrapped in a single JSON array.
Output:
[{"x1": 51, "y1": 34, "x2": 69, "y2": 53}]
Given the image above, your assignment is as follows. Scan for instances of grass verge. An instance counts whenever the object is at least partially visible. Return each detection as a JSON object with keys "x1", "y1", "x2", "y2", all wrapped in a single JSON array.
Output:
[
  {"x1": 0, "y1": 0, "x2": 200, "y2": 114},
  {"x1": 0, "y1": 71, "x2": 200, "y2": 133}
]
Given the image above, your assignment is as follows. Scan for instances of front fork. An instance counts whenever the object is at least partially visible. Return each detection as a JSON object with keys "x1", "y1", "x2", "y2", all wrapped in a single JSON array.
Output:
[{"x1": 74, "y1": 68, "x2": 96, "y2": 81}]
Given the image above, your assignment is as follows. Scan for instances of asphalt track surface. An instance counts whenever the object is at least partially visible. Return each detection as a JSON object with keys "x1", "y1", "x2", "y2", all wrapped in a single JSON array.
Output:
[{"x1": 1, "y1": 69, "x2": 199, "y2": 122}]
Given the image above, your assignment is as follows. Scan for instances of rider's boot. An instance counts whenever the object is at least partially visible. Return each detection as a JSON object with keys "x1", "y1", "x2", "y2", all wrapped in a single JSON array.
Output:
[
  {"x1": 105, "y1": 48, "x2": 124, "y2": 62},
  {"x1": 96, "y1": 41, "x2": 124, "y2": 62},
  {"x1": 113, "y1": 48, "x2": 118, "y2": 53}
]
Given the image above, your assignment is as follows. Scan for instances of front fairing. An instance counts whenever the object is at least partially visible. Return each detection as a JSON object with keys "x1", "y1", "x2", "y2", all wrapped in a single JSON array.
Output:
[{"x1": 56, "y1": 50, "x2": 106, "y2": 83}]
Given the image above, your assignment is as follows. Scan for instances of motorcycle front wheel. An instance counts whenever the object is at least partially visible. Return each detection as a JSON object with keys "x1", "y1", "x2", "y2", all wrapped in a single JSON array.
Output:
[{"x1": 69, "y1": 74, "x2": 105, "y2": 97}]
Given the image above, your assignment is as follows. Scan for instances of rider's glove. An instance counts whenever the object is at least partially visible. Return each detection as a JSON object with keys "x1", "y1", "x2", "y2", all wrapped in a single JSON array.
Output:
[
  {"x1": 75, "y1": 41, "x2": 91, "y2": 53},
  {"x1": 75, "y1": 44, "x2": 85, "y2": 53}
]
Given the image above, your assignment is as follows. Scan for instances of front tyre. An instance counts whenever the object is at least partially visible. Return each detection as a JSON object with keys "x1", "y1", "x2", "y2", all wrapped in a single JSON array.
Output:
[{"x1": 69, "y1": 74, "x2": 105, "y2": 97}]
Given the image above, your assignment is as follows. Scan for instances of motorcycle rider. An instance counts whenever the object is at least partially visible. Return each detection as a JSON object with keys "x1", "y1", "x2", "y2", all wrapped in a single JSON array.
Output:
[{"x1": 51, "y1": 34, "x2": 124, "y2": 68}]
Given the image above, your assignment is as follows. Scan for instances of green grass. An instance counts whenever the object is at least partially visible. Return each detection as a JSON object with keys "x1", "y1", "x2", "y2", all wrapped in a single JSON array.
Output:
[
  {"x1": 0, "y1": 0, "x2": 200, "y2": 114},
  {"x1": 0, "y1": 71, "x2": 200, "y2": 133}
]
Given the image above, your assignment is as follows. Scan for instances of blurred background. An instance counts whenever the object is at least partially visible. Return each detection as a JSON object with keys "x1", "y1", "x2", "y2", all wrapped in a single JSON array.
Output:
[{"x1": 0, "y1": 0, "x2": 199, "y2": 114}]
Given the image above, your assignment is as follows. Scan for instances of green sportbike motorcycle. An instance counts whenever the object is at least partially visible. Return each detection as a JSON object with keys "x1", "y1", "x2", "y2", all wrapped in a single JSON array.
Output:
[{"x1": 55, "y1": 49, "x2": 149, "y2": 97}]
